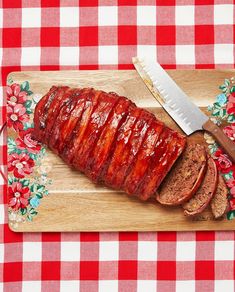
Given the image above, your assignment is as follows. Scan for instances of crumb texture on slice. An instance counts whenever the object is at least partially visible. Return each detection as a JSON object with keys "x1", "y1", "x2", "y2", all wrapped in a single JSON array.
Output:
[
  {"x1": 210, "y1": 174, "x2": 229, "y2": 219},
  {"x1": 156, "y1": 144, "x2": 207, "y2": 206},
  {"x1": 183, "y1": 157, "x2": 218, "y2": 216}
]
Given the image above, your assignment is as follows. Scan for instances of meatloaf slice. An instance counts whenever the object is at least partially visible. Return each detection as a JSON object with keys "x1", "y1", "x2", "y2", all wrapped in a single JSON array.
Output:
[
  {"x1": 156, "y1": 144, "x2": 207, "y2": 206},
  {"x1": 123, "y1": 119, "x2": 164, "y2": 196},
  {"x1": 86, "y1": 96, "x2": 132, "y2": 183},
  {"x1": 73, "y1": 91, "x2": 120, "y2": 172},
  {"x1": 32, "y1": 86, "x2": 60, "y2": 142},
  {"x1": 210, "y1": 174, "x2": 229, "y2": 219},
  {"x1": 183, "y1": 157, "x2": 218, "y2": 216},
  {"x1": 137, "y1": 129, "x2": 186, "y2": 201}
]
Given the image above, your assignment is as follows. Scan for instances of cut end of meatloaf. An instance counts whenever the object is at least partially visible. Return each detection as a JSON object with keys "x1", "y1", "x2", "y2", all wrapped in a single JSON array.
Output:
[
  {"x1": 156, "y1": 144, "x2": 207, "y2": 206},
  {"x1": 137, "y1": 129, "x2": 186, "y2": 201},
  {"x1": 210, "y1": 174, "x2": 229, "y2": 219},
  {"x1": 183, "y1": 157, "x2": 218, "y2": 216}
]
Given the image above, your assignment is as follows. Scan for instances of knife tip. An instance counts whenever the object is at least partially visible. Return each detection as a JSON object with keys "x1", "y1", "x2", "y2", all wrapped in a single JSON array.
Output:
[{"x1": 132, "y1": 56, "x2": 138, "y2": 64}]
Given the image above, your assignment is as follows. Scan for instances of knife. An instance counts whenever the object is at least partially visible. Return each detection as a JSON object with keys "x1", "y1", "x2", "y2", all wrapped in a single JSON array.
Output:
[{"x1": 132, "y1": 56, "x2": 235, "y2": 162}]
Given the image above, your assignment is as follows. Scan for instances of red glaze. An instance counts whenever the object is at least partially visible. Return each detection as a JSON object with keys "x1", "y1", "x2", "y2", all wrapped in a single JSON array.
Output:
[
  {"x1": 108, "y1": 110, "x2": 154, "y2": 189},
  {"x1": 32, "y1": 86, "x2": 59, "y2": 142},
  {"x1": 159, "y1": 132, "x2": 186, "y2": 185},
  {"x1": 157, "y1": 132, "x2": 186, "y2": 189},
  {"x1": 143, "y1": 130, "x2": 186, "y2": 200},
  {"x1": 73, "y1": 92, "x2": 120, "y2": 172},
  {"x1": 86, "y1": 97, "x2": 132, "y2": 182},
  {"x1": 33, "y1": 86, "x2": 186, "y2": 199},
  {"x1": 123, "y1": 119, "x2": 164, "y2": 195},
  {"x1": 63, "y1": 88, "x2": 101, "y2": 164},
  {"x1": 43, "y1": 86, "x2": 71, "y2": 144},
  {"x1": 104, "y1": 105, "x2": 140, "y2": 187},
  {"x1": 137, "y1": 128, "x2": 174, "y2": 200},
  {"x1": 59, "y1": 88, "x2": 91, "y2": 156},
  {"x1": 48, "y1": 88, "x2": 81, "y2": 153}
]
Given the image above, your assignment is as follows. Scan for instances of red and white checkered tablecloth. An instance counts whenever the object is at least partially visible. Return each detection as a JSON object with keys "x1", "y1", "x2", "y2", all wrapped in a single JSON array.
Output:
[{"x1": 1, "y1": 1, "x2": 235, "y2": 291}]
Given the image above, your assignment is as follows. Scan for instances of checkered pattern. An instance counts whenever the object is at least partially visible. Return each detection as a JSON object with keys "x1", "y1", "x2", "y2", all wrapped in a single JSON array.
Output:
[{"x1": 1, "y1": 1, "x2": 235, "y2": 291}]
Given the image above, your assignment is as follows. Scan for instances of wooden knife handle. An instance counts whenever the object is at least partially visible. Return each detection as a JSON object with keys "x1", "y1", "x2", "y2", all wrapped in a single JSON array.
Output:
[{"x1": 203, "y1": 119, "x2": 235, "y2": 163}]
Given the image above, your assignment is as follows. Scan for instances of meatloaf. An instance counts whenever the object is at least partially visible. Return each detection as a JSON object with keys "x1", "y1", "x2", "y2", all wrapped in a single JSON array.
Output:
[
  {"x1": 33, "y1": 86, "x2": 186, "y2": 199},
  {"x1": 156, "y1": 144, "x2": 207, "y2": 205},
  {"x1": 210, "y1": 174, "x2": 229, "y2": 218},
  {"x1": 183, "y1": 157, "x2": 218, "y2": 216}
]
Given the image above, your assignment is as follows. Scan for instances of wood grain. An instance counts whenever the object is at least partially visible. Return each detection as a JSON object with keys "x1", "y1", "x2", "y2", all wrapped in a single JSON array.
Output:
[{"x1": 7, "y1": 69, "x2": 235, "y2": 232}]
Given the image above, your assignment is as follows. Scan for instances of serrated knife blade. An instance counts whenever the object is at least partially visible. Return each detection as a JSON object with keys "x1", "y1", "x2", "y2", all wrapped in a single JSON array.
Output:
[
  {"x1": 132, "y1": 56, "x2": 235, "y2": 162},
  {"x1": 132, "y1": 57, "x2": 208, "y2": 135}
]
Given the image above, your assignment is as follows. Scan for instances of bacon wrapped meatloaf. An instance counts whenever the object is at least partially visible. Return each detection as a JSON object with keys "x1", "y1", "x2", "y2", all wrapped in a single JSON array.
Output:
[{"x1": 32, "y1": 86, "x2": 186, "y2": 200}]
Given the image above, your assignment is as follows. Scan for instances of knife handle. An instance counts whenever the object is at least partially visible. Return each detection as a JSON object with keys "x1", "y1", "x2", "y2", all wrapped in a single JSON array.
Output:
[{"x1": 203, "y1": 119, "x2": 235, "y2": 163}]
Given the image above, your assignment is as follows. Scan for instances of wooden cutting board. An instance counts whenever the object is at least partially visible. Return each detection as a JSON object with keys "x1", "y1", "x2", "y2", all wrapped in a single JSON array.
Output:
[{"x1": 7, "y1": 69, "x2": 235, "y2": 232}]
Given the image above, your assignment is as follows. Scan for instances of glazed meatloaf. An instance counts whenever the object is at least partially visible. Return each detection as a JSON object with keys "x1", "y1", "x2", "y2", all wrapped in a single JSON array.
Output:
[{"x1": 33, "y1": 86, "x2": 186, "y2": 199}]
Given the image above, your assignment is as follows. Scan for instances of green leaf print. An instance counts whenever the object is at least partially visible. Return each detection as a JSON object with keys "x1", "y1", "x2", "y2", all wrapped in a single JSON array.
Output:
[
  {"x1": 227, "y1": 211, "x2": 235, "y2": 220},
  {"x1": 20, "y1": 208, "x2": 27, "y2": 215},
  {"x1": 7, "y1": 138, "x2": 17, "y2": 153},
  {"x1": 227, "y1": 114, "x2": 235, "y2": 123},
  {"x1": 26, "y1": 108, "x2": 32, "y2": 114},
  {"x1": 7, "y1": 77, "x2": 14, "y2": 85},
  {"x1": 24, "y1": 100, "x2": 32, "y2": 108},
  {"x1": 224, "y1": 171, "x2": 233, "y2": 180},
  {"x1": 37, "y1": 186, "x2": 45, "y2": 193},
  {"x1": 8, "y1": 176, "x2": 14, "y2": 185},
  {"x1": 219, "y1": 85, "x2": 226, "y2": 90},
  {"x1": 214, "y1": 102, "x2": 222, "y2": 109},
  {"x1": 29, "y1": 207, "x2": 38, "y2": 216},
  {"x1": 230, "y1": 86, "x2": 235, "y2": 93},
  {"x1": 36, "y1": 193, "x2": 43, "y2": 199},
  {"x1": 23, "y1": 122, "x2": 34, "y2": 130},
  {"x1": 20, "y1": 81, "x2": 30, "y2": 92},
  {"x1": 27, "y1": 214, "x2": 32, "y2": 221},
  {"x1": 27, "y1": 90, "x2": 33, "y2": 96},
  {"x1": 212, "y1": 109, "x2": 220, "y2": 116},
  {"x1": 219, "y1": 108, "x2": 226, "y2": 118},
  {"x1": 28, "y1": 153, "x2": 37, "y2": 160},
  {"x1": 224, "y1": 79, "x2": 230, "y2": 87}
]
